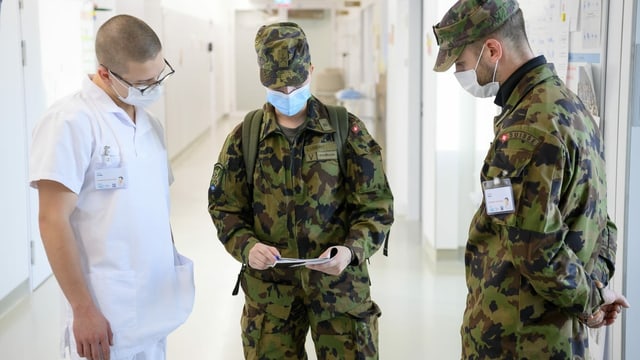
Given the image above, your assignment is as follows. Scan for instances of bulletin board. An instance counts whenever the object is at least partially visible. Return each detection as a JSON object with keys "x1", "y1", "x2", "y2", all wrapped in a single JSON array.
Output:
[{"x1": 519, "y1": 0, "x2": 608, "y2": 127}]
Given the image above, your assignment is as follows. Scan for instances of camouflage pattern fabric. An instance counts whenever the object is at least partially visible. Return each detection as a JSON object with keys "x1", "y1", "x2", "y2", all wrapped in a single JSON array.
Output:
[
  {"x1": 255, "y1": 22, "x2": 311, "y2": 89},
  {"x1": 432, "y1": 0, "x2": 520, "y2": 72},
  {"x1": 208, "y1": 96, "x2": 393, "y2": 359},
  {"x1": 462, "y1": 62, "x2": 617, "y2": 359}
]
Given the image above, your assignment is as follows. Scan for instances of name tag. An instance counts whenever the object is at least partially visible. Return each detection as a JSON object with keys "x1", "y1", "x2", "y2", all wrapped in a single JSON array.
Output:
[
  {"x1": 482, "y1": 177, "x2": 515, "y2": 215},
  {"x1": 95, "y1": 167, "x2": 128, "y2": 190},
  {"x1": 305, "y1": 143, "x2": 337, "y2": 162}
]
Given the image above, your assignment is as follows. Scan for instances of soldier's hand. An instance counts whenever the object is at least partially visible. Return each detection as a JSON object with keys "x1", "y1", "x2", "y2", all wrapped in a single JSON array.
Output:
[
  {"x1": 599, "y1": 287, "x2": 630, "y2": 326},
  {"x1": 306, "y1": 246, "x2": 352, "y2": 276},
  {"x1": 601, "y1": 287, "x2": 630, "y2": 309},
  {"x1": 583, "y1": 308, "x2": 606, "y2": 328},
  {"x1": 584, "y1": 287, "x2": 630, "y2": 328},
  {"x1": 248, "y1": 243, "x2": 281, "y2": 270}
]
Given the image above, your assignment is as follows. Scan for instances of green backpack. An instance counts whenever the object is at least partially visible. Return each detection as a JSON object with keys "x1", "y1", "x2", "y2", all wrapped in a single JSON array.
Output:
[{"x1": 241, "y1": 105, "x2": 349, "y2": 185}]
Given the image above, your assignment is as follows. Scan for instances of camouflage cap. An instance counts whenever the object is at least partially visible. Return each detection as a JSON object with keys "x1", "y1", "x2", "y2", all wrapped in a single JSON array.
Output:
[
  {"x1": 432, "y1": 0, "x2": 520, "y2": 72},
  {"x1": 255, "y1": 22, "x2": 311, "y2": 89}
]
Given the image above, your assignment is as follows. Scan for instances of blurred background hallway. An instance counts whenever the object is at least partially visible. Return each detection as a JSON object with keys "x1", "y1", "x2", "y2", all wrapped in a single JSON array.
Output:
[{"x1": 2, "y1": 0, "x2": 639, "y2": 358}]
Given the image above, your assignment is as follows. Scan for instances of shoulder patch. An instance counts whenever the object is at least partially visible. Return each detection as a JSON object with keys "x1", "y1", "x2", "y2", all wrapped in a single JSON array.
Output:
[
  {"x1": 503, "y1": 131, "x2": 541, "y2": 147},
  {"x1": 211, "y1": 163, "x2": 225, "y2": 190},
  {"x1": 318, "y1": 118, "x2": 332, "y2": 131}
]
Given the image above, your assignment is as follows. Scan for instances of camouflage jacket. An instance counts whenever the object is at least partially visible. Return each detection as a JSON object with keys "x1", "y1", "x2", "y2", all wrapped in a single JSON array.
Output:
[
  {"x1": 208, "y1": 97, "x2": 393, "y2": 320},
  {"x1": 462, "y1": 63, "x2": 617, "y2": 359}
]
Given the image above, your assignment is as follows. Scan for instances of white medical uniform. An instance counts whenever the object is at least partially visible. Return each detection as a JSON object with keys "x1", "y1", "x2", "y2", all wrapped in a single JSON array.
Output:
[{"x1": 29, "y1": 76, "x2": 195, "y2": 360}]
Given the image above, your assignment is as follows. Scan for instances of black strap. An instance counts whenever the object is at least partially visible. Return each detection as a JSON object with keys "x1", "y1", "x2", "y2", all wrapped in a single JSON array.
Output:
[
  {"x1": 232, "y1": 263, "x2": 246, "y2": 296},
  {"x1": 242, "y1": 109, "x2": 263, "y2": 186},
  {"x1": 325, "y1": 105, "x2": 349, "y2": 175}
]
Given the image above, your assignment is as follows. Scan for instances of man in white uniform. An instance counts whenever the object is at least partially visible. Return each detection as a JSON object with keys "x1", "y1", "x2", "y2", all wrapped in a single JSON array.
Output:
[{"x1": 29, "y1": 15, "x2": 194, "y2": 360}]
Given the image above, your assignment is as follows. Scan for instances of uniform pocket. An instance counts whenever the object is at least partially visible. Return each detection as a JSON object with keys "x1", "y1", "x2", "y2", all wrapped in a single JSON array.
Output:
[
  {"x1": 241, "y1": 271, "x2": 294, "y2": 320},
  {"x1": 350, "y1": 302, "x2": 380, "y2": 357},
  {"x1": 88, "y1": 270, "x2": 137, "y2": 331},
  {"x1": 483, "y1": 150, "x2": 533, "y2": 228},
  {"x1": 173, "y1": 252, "x2": 195, "y2": 324}
]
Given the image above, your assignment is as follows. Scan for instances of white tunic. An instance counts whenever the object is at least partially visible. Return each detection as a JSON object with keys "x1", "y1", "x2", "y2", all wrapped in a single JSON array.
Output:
[{"x1": 29, "y1": 77, "x2": 194, "y2": 359}]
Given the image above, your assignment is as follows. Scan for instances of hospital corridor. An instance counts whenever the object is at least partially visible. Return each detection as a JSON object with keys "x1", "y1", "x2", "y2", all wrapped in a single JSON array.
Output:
[{"x1": 2, "y1": 0, "x2": 640, "y2": 359}]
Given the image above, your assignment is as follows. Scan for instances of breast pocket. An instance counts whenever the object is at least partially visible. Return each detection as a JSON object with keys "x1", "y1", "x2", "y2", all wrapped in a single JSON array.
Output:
[
  {"x1": 303, "y1": 142, "x2": 340, "y2": 181},
  {"x1": 483, "y1": 148, "x2": 534, "y2": 227},
  {"x1": 95, "y1": 143, "x2": 122, "y2": 168}
]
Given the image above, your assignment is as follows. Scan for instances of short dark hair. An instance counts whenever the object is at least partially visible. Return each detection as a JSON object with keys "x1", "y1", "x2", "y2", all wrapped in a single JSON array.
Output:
[
  {"x1": 95, "y1": 15, "x2": 162, "y2": 74},
  {"x1": 470, "y1": 9, "x2": 531, "y2": 54}
]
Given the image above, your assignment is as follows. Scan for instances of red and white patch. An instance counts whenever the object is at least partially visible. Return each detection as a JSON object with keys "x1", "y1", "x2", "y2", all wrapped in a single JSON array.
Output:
[
  {"x1": 500, "y1": 134, "x2": 509, "y2": 143},
  {"x1": 351, "y1": 125, "x2": 360, "y2": 133}
]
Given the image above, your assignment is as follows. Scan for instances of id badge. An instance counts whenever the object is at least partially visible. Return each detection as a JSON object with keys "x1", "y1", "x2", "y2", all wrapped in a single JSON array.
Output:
[
  {"x1": 482, "y1": 177, "x2": 515, "y2": 215},
  {"x1": 95, "y1": 167, "x2": 128, "y2": 190}
]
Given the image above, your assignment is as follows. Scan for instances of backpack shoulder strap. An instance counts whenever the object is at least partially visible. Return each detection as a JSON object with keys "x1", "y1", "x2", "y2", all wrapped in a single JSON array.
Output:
[
  {"x1": 326, "y1": 105, "x2": 349, "y2": 175},
  {"x1": 242, "y1": 109, "x2": 263, "y2": 186}
]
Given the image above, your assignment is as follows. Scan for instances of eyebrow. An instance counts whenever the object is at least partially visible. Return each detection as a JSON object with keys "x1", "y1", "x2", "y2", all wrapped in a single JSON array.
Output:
[{"x1": 136, "y1": 64, "x2": 167, "y2": 84}]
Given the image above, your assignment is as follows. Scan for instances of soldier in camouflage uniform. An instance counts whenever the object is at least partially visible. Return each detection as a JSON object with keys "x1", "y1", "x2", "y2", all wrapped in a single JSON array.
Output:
[
  {"x1": 432, "y1": 0, "x2": 629, "y2": 359},
  {"x1": 208, "y1": 22, "x2": 394, "y2": 359}
]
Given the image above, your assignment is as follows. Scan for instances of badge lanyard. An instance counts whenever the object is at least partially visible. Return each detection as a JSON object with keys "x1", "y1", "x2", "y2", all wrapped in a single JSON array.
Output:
[{"x1": 482, "y1": 176, "x2": 515, "y2": 215}]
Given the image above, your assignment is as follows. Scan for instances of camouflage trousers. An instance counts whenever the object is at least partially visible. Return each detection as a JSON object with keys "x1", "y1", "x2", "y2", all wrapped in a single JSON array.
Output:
[{"x1": 241, "y1": 295, "x2": 380, "y2": 360}]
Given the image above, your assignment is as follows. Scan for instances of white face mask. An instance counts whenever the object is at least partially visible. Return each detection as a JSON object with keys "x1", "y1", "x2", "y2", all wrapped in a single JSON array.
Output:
[
  {"x1": 454, "y1": 44, "x2": 499, "y2": 98},
  {"x1": 110, "y1": 74, "x2": 164, "y2": 108}
]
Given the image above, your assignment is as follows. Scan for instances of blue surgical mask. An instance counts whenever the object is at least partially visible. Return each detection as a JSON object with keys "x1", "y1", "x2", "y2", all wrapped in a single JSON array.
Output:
[{"x1": 266, "y1": 83, "x2": 311, "y2": 116}]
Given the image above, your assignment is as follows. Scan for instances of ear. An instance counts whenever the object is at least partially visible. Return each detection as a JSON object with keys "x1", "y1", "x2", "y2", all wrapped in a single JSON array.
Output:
[
  {"x1": 96, "y1": 65, "x2": 111, "y2": 83},
  {"x1": 484, "y1": 38, "x2": 502, "y2": 62}
]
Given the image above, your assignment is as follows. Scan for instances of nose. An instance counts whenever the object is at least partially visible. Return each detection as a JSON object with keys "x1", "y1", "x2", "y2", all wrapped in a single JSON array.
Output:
[{"x1": 281, "y1": 86, "x2": 296, "y2": 94}]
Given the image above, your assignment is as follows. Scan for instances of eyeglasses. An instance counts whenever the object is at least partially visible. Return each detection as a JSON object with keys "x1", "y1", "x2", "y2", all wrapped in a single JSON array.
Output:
[{"x1": 106, "y1": 59, "x2": 175, "y2": 95}]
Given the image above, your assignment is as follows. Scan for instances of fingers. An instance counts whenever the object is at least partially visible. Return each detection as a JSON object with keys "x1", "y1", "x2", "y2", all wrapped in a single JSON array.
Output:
[
  {"x1": 614, "y1": 293, "x2": 631, "y2": 309},
  {"x1": 590, "y1": 300, "x2": 629, "y2": 328},
  {"x1": 90, "y1": 341, "x2": 102, "y2": 360},
  {"x1": 108, "y1": 326, "x2": 114, "y2": 346},
  {"x1": 100, "y1": 339, "x2": 111, "y2": 360},
  {"x1": 585, "y1": 309, "x2": 606, "y2": 328},
  {"x1": 306, "y1": 246, "x2": 350, "y2": 275},
  {"x1": 248, "y1": 243, "x2": 280, "y2": 270},
  {"x1": 77, "y1": 343, "x2": 85, "y2": 358},
  {"x1": 81, "y1": 338, "x2": 110, "y2": 360}
]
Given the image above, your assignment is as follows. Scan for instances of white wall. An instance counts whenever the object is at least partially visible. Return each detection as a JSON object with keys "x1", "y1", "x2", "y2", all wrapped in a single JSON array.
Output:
[
  {"x1": 385, "y1": 0, "x2": 421, "y2": 223},
  {"x1": 162, "y1": 9, "x2": 215, "y2": 157}
]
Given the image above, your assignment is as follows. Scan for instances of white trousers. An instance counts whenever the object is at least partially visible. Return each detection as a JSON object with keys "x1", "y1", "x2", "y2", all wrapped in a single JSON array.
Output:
[{"x1": 65, "y1": 338, "x2": 166, "y2": 360}]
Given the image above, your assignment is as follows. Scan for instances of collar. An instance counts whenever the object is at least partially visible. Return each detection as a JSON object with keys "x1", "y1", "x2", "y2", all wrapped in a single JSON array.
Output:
[
  {"x1": 493, "y1": 61, "x2": 559, "y2": 132},
  {"x1": 82, "y1": 75, "x2": 150, "y2": 131},
  {"x1": 494, "y1": 55, "x2": 547, "y2": 107},
  {"x1": 262, "y1": 96, "x2": 338, "y2": 139}
]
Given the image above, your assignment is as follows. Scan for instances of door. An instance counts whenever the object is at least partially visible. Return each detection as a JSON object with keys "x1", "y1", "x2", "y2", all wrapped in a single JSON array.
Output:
[{"x1": 0, "y1": 0, "x2": 31, "y2": 299}]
